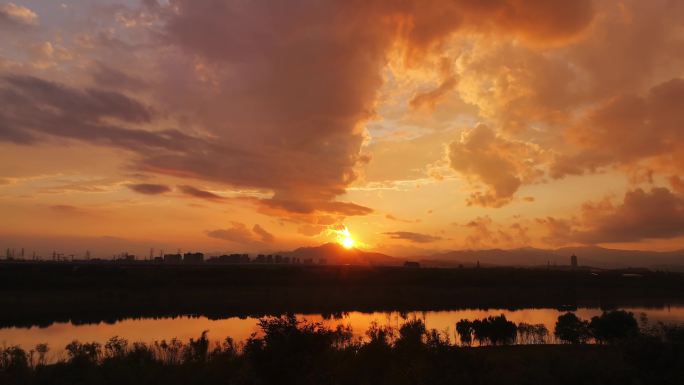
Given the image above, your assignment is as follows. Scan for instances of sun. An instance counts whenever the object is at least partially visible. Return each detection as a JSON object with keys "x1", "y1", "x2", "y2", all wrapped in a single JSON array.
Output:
[
  {"x1": 342, "y1": 235, "x2": 354, "y2": 249},
  {"x1": 336, "y1": 226, "x2": 355, "y2": 249}
]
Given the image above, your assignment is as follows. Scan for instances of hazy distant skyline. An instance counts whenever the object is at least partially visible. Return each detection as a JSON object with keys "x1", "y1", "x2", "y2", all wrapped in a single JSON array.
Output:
[{"x1": 2, "y1": 0, "x2": 684, "y2": 257}]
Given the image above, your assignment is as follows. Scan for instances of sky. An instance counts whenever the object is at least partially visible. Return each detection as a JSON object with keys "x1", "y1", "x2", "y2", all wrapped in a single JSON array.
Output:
[{"x1": 1, "y1": 0, "x2": 684, "y2": 258}]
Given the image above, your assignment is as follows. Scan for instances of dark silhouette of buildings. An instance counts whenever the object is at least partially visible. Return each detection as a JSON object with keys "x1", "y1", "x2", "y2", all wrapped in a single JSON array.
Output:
[
  {"x1": 212, "y1": 254, "x2": 250, "y2": 264},
  {"x1": 403, "y1": 261, "x2": 420, "y2": 268},
  {"x1": 163, "y1": 253, "x2": 182, "y2": 264},
  {"x1": 183, "y1": 252, "x2": 204, "y2": 264},
  {"x1": 571, "y1": 254, "x2": 578, "y2": 269}
]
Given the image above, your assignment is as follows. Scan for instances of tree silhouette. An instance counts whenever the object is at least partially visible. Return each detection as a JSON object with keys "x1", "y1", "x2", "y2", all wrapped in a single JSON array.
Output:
[
  {"x1": 517, "y1": 323, "x2": 549, "y2": 344},
  {"x1": 468, "y1": 315, "x2": 517, "y2": 345},
  {"x1": 554, "y1": 312, "x2": 591, "y2": 344},
  {"x1": 589, "y1": 310, "x2": 639, "y2": 343},
  {"x1": 456, "y1": 319, "x2": 474, "y2": 346}
]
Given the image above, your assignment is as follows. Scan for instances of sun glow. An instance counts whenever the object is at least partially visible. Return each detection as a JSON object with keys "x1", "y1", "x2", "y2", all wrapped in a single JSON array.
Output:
[{"x1": 336, "y1": 226, "x2": 355, "y2": 249}]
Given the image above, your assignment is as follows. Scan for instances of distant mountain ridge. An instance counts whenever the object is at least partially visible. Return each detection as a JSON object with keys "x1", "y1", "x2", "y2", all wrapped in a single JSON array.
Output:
[
  {"x1": 424, "y1": 246, "x2": 684, "y2": 270},
  {"x1": 280, "y1": 243, "x2": 400, "y2": 266},
  {"x1": 281, "y1": 243, "x2": 684, "y2": 271}
]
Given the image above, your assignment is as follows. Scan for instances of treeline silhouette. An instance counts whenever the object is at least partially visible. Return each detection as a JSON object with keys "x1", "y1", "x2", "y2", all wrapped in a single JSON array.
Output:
[
  {"x1": 2, "y1": 312, "x2": 683, "y2": 385},
  {"x1": 454, "y1": 310, "x2": 643, "y2": 346},
  {"x1": 3, "y1": 264, "x2": 684, "y2": 329},
  {"x1": 4, "y1": 263, "x2": 684, "y2": 290}
]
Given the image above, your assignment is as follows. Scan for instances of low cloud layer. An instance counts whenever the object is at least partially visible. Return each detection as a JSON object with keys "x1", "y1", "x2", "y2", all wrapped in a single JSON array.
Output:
[
  {"x1": 252, "y1": 224, "x2": 275, "y2": 243},
  {"x1": 538, "y1": 188, "x2": 684, "y2": 245},
  {"x1": 127, "y1": 183, "x2": 171, "y2": 195},
  {"x1": 384, "y1": 231, "x2": 442, "y2": 244},
  {"x1": 177, "y1": 185, "x2": 225, "y2": 202},
  {"x1": 207, "y1": 222, "x2": 276, "y2": 245},
  {"x1": 574, "y1": 188, "x2": 684, "y2": 243}
]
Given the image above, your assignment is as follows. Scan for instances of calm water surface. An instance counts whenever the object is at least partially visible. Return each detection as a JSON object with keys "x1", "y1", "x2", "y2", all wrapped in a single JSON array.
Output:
[{"x1": 2, "y1": 306, "x2": 684, "y2": 361}]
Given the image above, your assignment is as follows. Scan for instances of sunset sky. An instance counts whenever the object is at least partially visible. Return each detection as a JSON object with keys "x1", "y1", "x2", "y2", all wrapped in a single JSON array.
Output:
[{"x1": 1, "y1": 0, "x2": 684, "y2": 257}]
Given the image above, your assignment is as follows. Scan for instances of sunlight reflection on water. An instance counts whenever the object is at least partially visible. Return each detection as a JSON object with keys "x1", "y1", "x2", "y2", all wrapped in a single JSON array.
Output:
[{"x1": 2, "y1": 306, "x2": 683, "y2": 361}]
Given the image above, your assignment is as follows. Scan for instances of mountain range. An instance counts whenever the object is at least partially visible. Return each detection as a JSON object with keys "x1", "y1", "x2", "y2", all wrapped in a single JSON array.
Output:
[
  {"x1": 281, "y1": 243, "x2": 684, "y2": 271},
  {"x1": 280, "y1": 243, "x2": 397, "y2": 266}
]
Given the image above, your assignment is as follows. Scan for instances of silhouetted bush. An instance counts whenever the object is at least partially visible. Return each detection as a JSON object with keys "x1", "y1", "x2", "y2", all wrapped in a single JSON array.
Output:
[
  {"x1": 470, "y1": 314, "x2": 518, "y2": 345},
  {"x1": 589, "y1": 310, "x2": 639, "y2": 343},
  {"x1": 396, "y1": 319, "x2": 427, "y2": 351},
  {"x1": 555, "y1": 312, "x2": 591, "y2": 344},
  {"x1": 517, "y1": 323, "x2": 548, "y2": 344},
  {"x1": 663, "y1": 324, "x2": 684, "y2": 344},
  {"x1": 425, "y1": 328, "x2": 451, "y2": 350},
  {"x1": 104, "y1": 336, "x2": 128, "y2": 358},
  {"x1": 243, "y1": 315, "x2": 354, "y2": 384},
  {"x1": 34, "y1": 343, "x2": 49, "y2": 367},
  {"x1": 0, "y1": 346, "x2": 29, "y2": 370},
  {"x1": 183, "y1": 330, "x2": 210, "y2": 363},
  {"x1": 65, "y1": 341, "x2": 102, "y2": 364},
  {"x1": 456, "y1": 319, "x2": 474, "y2": 346}
]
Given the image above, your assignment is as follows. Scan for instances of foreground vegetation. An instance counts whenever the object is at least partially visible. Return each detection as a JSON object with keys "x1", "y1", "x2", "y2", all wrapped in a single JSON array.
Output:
[{"x1": 2, "y1": 311, "x2": 683, "y2": 385}]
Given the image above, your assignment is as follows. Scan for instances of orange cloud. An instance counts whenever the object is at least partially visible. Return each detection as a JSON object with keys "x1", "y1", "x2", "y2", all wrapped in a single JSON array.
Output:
[
  {"x1": 12, "y1": 0, "x2": 684, "y2": 254},
  {"x1": 539, "y1": 188, "x2": 684, "y2": 245},
  {"x1": 575, "y1": 188, "x2": 684, "y2": 243},
  {"x1": 0, "y1": 3, "x2": 38, "y2": 26},
  {"x1": 177, "y1": 185, "x2": 225, "y2": 202},
  {"x1": 127, "y1": 183, "x2": 170, "y2": 195},
  {"x1": 554, "y1": 78, "x2": 684, "y2": 179},
  {"x1": 449, "y1": 124, "x2": 545, "y2": 207},
  {"x1": 252, "y1": 224, "x2": 275, "y2": 243},
  {"x1": 206, "y1": 222, "x2": 254, "y2": 244},
  {"x1": 384, "y1": 231, "x2": 443, "y2": 244},
  {"x1": 670, "y1": 176, "x2": 684, "y2": 195},
  {"x1": 206, "y1": 222, "x2": 275, "y2": 245},
  {"x1": 0, "y1": 0, "x2": 598, "y2": 219}
]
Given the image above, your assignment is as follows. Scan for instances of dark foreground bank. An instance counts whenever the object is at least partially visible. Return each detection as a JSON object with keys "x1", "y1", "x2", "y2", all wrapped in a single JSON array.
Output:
[
  {"x1": 2, "y1": 263, "x2": 684, "y2": 328},
  {"x1": 2, "y1": 314, "x2": 684, "y2": 385}
]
